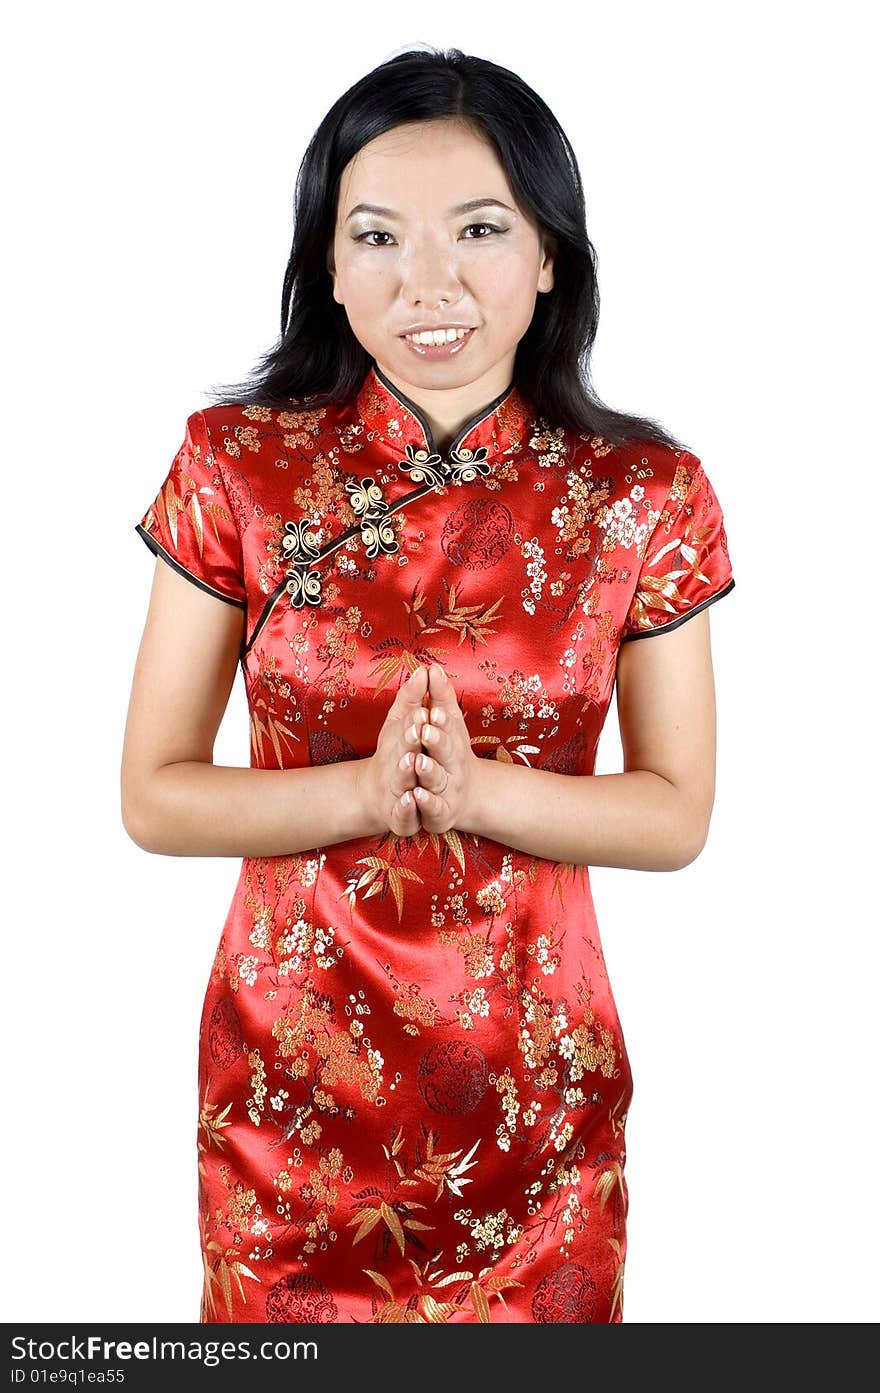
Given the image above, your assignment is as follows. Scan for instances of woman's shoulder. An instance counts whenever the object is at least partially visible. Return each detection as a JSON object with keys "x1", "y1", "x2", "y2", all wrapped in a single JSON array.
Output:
[
  {"x1": 566, "y1": 430, "x2": 690, "y2": 488},
  {"x1": 198, "y1": 398, "x2": 340, "y2": 446}
]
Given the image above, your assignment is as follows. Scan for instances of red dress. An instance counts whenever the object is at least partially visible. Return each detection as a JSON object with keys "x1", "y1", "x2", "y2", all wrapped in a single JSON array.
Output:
[{"x1": 135, "y1": 362, "x2": 734, "y2": 1323}]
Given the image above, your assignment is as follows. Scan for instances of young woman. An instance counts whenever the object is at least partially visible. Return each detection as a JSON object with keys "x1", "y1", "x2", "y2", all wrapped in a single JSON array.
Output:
[{"x1": 122, "y1": 46, "x2": 734, "y2": 1325}]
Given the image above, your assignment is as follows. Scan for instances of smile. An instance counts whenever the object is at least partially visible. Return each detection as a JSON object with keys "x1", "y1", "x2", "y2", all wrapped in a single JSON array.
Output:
[
  {"x1": 403, "y1": 327, "x2": 473, "y2": 344},
  {"x1": 401, "y1": 327, "x2": 476, "y2": 358}
]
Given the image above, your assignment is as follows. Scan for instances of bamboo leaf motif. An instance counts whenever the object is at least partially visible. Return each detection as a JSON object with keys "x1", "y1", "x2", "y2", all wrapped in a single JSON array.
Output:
[
  {"x1": 373, "y1": 1302, "x2": 408, "y2": 1323},
  {"x1": 594, "y1": 1159, "x2": 626, "y2": 1211},
  {"x1": 219, "y1": 1263, "x2": 233, "y2": 1317},
  {"x1": 363, "y1": 1268, "x2": 394, "y2": 1297},
  {"x1": 550, "y1": 861, "x2": 588, "y2": 903},
  {"x1": 189, "y1": 490, "x2": 205, "y2": 558},
  {"x1": 651, "y1": 537, "x2": 682, "y2": 567},
  {"x1": 608, "y1": 1236, "x2": 625, "y2": 1320},
  {"x1": 201, "y1": 498, "x2": 236, "y2": 541},
  {"x1": 413, "y1": 1135, "x2": 481, "y2": 1200},
  {"x1": 432, "y1": 1271, "x2": 474, "y2": 1288},
  {"x1": 421, "y1": 1294, "x2": 456, "y2": 1322},
  {"x1": 629, "y1": 511, "x2": 724, "y2": 629},
  {"x1": 349, "y1": 1207, "x2": 383, "y2": 1245},
  {"x1": 380, "y1": 1202, "x2": 406, "y2": 1255},
  {"x1": 389, "y1": 872, "x2": 404, "y2": 922},
  {"x1": 163, "y1": 478, "x2": 179, "y2": 548},
  {"x1": 345, "y1": 857, "x2": 424, "y2": 922},
  {"x1": 483, "y1": 1274, "x2": 523, "y2": 1294},
  {"x1": 249, "y1": 700, "x2": 301, "y2": 767},
  {"x1": 442, "y1": 827, "x2": 467, "y2": 875},
  {"x1": 434, "y1": 594, "x2": 504, "y2": 647},
  {"x1": 639, "y1": 573, "x2": 689, "y2": 606},
  {"x1": 198, "y1": 1096, "x2": 233, "y2": 1151},
  {"x1": 470, "y1": 1281, "x2": 491, "y2": 1322},
  {"x1": 361, "y1": 1222, "x2": 522, "y2": 1325},
  {"x1": 202, "y1": 1242, "x2": 261, "y2": 1321},
  {"x1": 369, "y1": 647, "x2": 443, "y2": 696},
  {"x1": 593, "y1": 1170, "x2": 616, "y2": 1208}
]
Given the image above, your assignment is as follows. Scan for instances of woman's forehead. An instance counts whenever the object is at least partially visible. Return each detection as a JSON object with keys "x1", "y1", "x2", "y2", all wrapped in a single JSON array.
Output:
[{"x1": 337, "y1": 125, "x2": 512, "y2": 213}]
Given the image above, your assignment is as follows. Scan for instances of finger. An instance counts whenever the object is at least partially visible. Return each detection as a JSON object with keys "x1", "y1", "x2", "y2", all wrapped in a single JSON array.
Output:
[
  {"x1": 417, "y1": 721, "x2": 447, "y2": 760},
  {"x1": 403, "y1": 666, "x2": 430, "y2": 711},
  {"x1": 426, "y1": 663, "x2": 457, "y2": 726},
  {"x1": 413, "y1": 783, "x2": 445, "y2": 815},
  {"x1": 391, "y1": 787, "x2": 421, "y2": 836},
  {"x1": 396, "y1": 675, "x2": 435, "y2": 740},
  {"x1": 414, "y1": 750, "x2": 450, "y2": 795},
  {"x1": 394, "y1": 748, "x2": 420, "y2": 790},
  {"x1": 390, "y1": 665, "x2": 428, "y2": 715},
  {"x1": 404, "y1": 713, "x2": 430, "y2": 745}
]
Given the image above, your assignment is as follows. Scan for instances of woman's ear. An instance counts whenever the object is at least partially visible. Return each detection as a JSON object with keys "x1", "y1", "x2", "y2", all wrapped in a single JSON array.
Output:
[{"x1": 539, "y1": 231, "x2": 556, "y2": 293}]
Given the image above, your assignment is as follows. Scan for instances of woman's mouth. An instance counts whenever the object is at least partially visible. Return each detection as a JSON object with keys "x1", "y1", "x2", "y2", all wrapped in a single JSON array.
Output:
[{"x1": 401, "y1": 326, "x2": 476, "y2": 358}]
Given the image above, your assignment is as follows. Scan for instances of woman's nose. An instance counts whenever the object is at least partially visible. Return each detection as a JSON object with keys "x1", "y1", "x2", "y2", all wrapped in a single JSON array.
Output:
[{"x1": 400, "y1": 243, "x2": 463, "y2": 306}]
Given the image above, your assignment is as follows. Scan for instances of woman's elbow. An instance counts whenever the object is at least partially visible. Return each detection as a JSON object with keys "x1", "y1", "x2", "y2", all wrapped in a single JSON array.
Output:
[
  {"x1": 672, "y1": 810, "x2": 712, "y2": 869},
  {"x1": 121, "y1": 798, "x2": 152, "y2": 852},
  {"x1": 120, "y1": 774, "x2": 161, "y2": 853}
]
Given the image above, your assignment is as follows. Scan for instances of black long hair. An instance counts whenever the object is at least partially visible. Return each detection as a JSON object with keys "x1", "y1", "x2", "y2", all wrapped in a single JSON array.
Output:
[{"x1": 206, "y1": 45, "x2": 686, "y2": 450}]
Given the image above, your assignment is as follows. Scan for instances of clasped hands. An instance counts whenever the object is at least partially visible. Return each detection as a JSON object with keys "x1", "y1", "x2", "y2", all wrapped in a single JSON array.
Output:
[{"x1": 359, "y1": 662, "x2": 479, "y2": 837}]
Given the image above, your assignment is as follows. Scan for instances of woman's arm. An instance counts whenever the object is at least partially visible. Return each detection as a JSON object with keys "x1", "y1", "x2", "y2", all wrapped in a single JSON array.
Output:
[
  {"x1": 121, "y1": 560, "x2": 415, "y2": 857},
  {"x1": 420, "y1": 613, "x2": 720, "y2": 872}
]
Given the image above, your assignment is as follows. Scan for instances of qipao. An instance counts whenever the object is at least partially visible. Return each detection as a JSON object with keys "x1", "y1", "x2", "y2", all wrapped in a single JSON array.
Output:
[{"x1": 135, "y1": 361, "x2": 735, "y2": 1323}]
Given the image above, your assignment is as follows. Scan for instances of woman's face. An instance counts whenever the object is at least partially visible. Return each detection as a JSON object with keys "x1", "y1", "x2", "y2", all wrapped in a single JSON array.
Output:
[{"x1": 330, "y1": 119, "x2": 555, "y2": 402}]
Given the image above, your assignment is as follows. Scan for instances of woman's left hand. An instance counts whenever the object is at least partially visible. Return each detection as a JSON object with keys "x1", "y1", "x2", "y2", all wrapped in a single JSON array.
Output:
[{"x1": 395, "y1": 663, "x2": 479, "y2": 834}]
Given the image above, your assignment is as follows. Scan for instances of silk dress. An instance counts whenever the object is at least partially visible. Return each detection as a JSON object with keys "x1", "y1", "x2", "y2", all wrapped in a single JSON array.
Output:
[{"x1": 135, "y1": 362, "x2": 735, "y2": 1323}]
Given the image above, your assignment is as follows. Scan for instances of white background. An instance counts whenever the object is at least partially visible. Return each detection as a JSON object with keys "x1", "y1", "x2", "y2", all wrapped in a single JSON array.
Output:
[{"x1": 4, "y1": 0, "x2": 877, "y2": 1324}]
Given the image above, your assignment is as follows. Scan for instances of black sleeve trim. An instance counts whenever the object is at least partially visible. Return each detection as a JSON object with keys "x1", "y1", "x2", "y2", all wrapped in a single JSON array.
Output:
[
  {"x1": 135, "y1": 525, "x2": 247, "y2": 611},
  {"x1": 620, "y1": 577, "x2": 735, "y2": 642}
]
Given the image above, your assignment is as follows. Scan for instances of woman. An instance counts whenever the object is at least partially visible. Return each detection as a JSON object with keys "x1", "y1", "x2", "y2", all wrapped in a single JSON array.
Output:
[{"x1": 122, "y1": 46, "x2": 734, "y2": 1324}]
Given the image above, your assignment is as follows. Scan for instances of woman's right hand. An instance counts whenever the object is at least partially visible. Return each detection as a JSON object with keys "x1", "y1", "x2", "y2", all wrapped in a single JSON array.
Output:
[{"x1": 357, "y1": 665, "x2": 431, "y2": 836}]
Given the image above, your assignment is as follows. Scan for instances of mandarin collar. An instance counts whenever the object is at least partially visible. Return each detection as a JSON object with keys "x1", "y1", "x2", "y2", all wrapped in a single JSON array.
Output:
[{"x1": 354, "y1": 361, "x2": 533, "y2": 460}]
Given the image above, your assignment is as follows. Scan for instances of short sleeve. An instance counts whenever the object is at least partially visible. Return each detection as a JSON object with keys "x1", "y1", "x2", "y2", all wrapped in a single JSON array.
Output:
[
  {"x1": 620, "y1": 452, "x2": 734, "y2": 641},
  {"x1": 134, "y1": 410, "x2": 247, "y2": 609}
]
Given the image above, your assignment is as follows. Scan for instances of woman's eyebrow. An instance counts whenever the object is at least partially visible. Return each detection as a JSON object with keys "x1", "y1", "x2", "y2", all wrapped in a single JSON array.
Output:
[{"x1": 345, "y1": 197, "x2": 516, "y2": 221}]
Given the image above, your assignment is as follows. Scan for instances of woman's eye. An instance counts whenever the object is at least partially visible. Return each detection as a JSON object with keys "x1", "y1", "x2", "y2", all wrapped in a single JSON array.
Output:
[
  {"x1": 354, "y1": 223, "x2": 503, "y2": 247},
  {"x1": 462, "y1": 222, "x2": 501, "y2": 238},
  {"x1": 357, "y1": 230, "x2": 394, "y2": 247}
]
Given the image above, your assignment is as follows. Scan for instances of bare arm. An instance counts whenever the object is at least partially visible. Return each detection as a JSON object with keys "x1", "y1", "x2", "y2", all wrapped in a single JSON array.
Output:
[
  {"x1": 120, "y1": 559, "x2": 428, "y2": 856},
  {"x1": 407, "y1": 613, "x2": 720, "y2": 871}
]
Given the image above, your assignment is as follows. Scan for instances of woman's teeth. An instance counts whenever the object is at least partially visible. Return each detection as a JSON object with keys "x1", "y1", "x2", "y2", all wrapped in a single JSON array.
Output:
[{"x1": 404, "y1": 327, "x2": 472, "y2": 344}]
